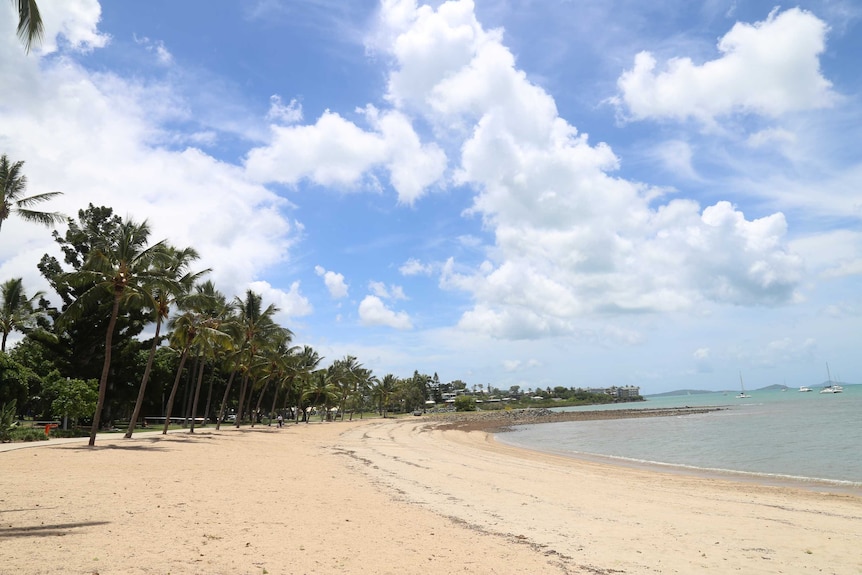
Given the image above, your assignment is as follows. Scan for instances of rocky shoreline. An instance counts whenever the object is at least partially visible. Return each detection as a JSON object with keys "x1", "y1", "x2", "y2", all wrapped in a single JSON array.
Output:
[{"x1": 426, "y1": 405, "x2": 725, "y2": 433}]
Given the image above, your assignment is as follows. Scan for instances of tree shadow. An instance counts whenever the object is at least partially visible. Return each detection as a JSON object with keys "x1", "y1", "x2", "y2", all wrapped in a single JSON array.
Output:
[{"x1": 0, "y1": 520, "x2": 110, "y2": 538}]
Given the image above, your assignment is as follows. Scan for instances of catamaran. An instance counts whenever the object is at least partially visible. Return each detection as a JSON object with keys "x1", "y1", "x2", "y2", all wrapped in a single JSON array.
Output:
[
  {"x1": 820, "y1": 362, "x2": 844, "y2": 394},
  {"x1": 736, "y1": 372, "x2": 751, "y2": 398}
]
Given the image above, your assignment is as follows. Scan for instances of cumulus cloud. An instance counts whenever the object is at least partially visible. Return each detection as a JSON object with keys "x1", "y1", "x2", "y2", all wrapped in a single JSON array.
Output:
[
  {"x1": 0, "y1": 8, "x2": 302, "y2": 310},
  {"x1": 267, "y1": 95, "x2": 303, "y2": 124},
  {"x1": 358, "y1": 295, "x2": 413, "y2": 329},
  {"x1": 369, "y1": 280, "x2": 407, "y2": 300},
  {"x1": 612, "y1": 8, "x2": 835, "y2": 124},
  {"x1": 244, "y1": 106, "x2": 446, "y2": 204},
  {"x1": 248, "y1": 280, "x2": 313, "y2": 320},
  {"x1": 399, "y1": 257, "x2": 433, "y2": 276},
  {"x1": 379, "y1": 0, "x2": 804, "y2": 339},
  {"x1": 315, "y1": 266, "x2": 349, "y2": 298}
]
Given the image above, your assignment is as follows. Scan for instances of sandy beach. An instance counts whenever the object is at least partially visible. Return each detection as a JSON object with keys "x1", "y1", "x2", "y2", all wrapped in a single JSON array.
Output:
[{"x1": 2, "y1": 415, "x2": 860, "y2": 574}]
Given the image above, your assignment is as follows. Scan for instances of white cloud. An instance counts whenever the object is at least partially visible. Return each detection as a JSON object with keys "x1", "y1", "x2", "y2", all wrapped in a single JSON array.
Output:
[
  {"x1": 358, "y1": 295, "x2": 413, "y2": 329},
  {"x1": 244, "y1": 106, "x2": 446, "y2": 204},
  {"x1": 380, "y1": 0, "x2": 804, "y2": 340},
  {"x1": 134, "y1": 35, "x2": 173, "y2": 65},
  {"x1": 34, "y1": 0, "x2": 109, "y2": 54},
  {"x1": 612, "y1": 8, "x2": 835, "y2": 124},
  {"x1": 315, "y1": 266, "x2": 349, "y2": 298},
  {"x1": 0, "y1": 20, "x2": 300, "y2": 310},
  {"x1": 369, "y1": 280, "x2": 407, "y2": 300},
  {"x1": 267, "y1": 95, "x2": 303, "y2": 124},
  {"x1": 651, "y1": 140, "x2": 699, "y2": 180},
  {"x1": 399, "y1": 257, "x2": 433, "y2": 276},
  {"x1": 248, "y1": 280, "x2": 313, "y2": 321},
  {"x1": 746, "y1": 128, "x2": 797, "y2": 149}
]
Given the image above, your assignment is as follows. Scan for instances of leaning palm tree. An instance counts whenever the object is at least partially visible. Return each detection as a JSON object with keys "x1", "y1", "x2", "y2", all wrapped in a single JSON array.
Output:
[
  {"x1": 124, "y1": 246, "x2": 206, "y2": 438},
  {"x1": 0, "y1": 277, "x2": 43, "y2": 352},
  {"x1": 331, "y1": 355, "x2": 362, "y2": 421},
  {"x1": 373, "y1": 374, "x2": 400, "y2": 418},
  {"x1": 230, "y1": 290, "x2": 279, "y2": 428},
  {"x1": 161, "y1": 281, "x2": 231, "y2": 435},
  {"x1": 59, "y1": 219, "x2": 167, "y2": 446},
  {"x1": 302, "y1": 369, "x2": 339, "y2": 422},
  {"x1": 287, "y1": 345, "x2": 322, "y2": 423},
  {"x1": 11, "y1": 0, "x2": 43, "y2": 53},
  {"x1": 0, "y1": 154, "x2": 63, "y2": 233}
]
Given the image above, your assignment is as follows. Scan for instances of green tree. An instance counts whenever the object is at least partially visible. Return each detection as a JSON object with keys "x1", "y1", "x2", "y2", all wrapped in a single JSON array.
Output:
[
  {"x1": 37, "y1": 206, "x2": 151, "y2": 392},
  {"x1": 59, "y1": 218, "x2": 167, "y2": 446},
  {"x1": 372, "y1": 374, "x2": 399, "y2": 418},
  {"x1": 302, "y1": 369, "x2": 339, "y2": 422},
  {"x1": 0, "y1": 399, "x2": 17, "y2": 442},
  {"x1": 161, "y1": 281, "x2": 232, "y2": 434},
  {"x1": 0, "y1": 154, "x2": 62, "y2": 232},
  {"x1": 11, "y1": 0, "x2": 43, "y2": 53},
  {"x1": 0, "y1": 278, "x2": 43, "y2": 352},
  {"x1": 227, "y1": 290, "x2": 279, "y2": 428},
  {"x1": 0, "y1": 352, "x2": 32, "y2": 408},
  {"x1": 286, "y1": 345, "x2": 321, "y2": 423},
  {"x1": 43, "y1": 373, "x2": 98, "y2": 428},
  {"x1": 454, "y1": 395, "x2": 476, "y2": 412},
  {"x1": 125, "y1": 246, "x2": 206, "y2": 438}
]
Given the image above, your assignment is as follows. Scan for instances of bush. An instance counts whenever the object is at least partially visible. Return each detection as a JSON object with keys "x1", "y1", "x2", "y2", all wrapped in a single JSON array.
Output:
[
  {"x1": 9, "y1": 427, "x2": 48, "y2": 442},
  {"x1": 0, "y1": 400, "x2": 17, "y2": 442},
  {"x1": 454, "y1": 395, "x2": 477, "y2": 412},
  {"x1": 50, "y1": 427, "x2": 90, "y2": 438}
]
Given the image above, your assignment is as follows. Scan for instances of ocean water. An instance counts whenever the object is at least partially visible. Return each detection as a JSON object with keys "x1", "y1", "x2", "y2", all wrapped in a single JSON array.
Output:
[{"x1": 495, "y1": 384, "x2": 862, "y2": 488}]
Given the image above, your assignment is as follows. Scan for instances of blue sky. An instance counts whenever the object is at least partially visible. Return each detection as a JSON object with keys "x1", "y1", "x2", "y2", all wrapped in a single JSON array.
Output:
[{"x1": 1, "y1": 0, "x2": 861, "y2": 393}]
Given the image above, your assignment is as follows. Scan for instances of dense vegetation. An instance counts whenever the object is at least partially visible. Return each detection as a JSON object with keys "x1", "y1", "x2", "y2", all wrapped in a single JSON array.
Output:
[{"x1": 1, "y1": 155, "x2": 636, "y2": 445}]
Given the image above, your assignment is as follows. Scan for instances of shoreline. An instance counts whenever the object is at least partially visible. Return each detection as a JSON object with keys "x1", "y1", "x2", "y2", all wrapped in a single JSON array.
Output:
[
  {"x1": 3, "y1": 415, "x2": 861, "y2": 574},
  {"x1": 428, "y1": 407, "x2": 862, "y2": 495}
]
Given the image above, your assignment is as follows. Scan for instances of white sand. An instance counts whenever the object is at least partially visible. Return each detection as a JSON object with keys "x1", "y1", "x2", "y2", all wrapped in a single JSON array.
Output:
[{"x1": 2, "y1": 417, "x2": 860, "y2": 574}]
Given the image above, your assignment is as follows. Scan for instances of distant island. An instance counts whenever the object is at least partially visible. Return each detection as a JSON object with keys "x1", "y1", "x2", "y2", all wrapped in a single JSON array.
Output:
[{"x1": 647, "y1": 382, "x2": 856, "y2": 397}]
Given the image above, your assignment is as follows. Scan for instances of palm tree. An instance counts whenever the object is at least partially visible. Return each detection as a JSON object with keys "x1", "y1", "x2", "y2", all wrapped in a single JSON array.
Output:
[
  {"x1": 284, "y1": 345, "x2": 321, "y2": 423},
  {"x1": 124, "y1": 246, "x2": 206, "y2": 438},
  {"x1": 0, "y1": 277, "x2": 43, "y2": 352},
  {"x1": 256, "y1": 329, "x2": 296, "y2": 425},
  {"x1": 11, "y1": 0, "x2": 43, "y2": 53},
  {"x1": 161, "y1": 281, "x2": 231, "y2": 435},
  {"x1": 331, "y1": 355, "x2": 362, "y2": 421},
  {"x1": 59, "y1": 218, "x2": 167, "y2": 446},
  {"x1": 373, "y1": 374, "x2": 400, "y2": 418},
  {"x1": 302, "y1": 369, "x2": 339, "y2": 422},
  {"x1": 230, "y1": 290, "x2": 279, "y2": 428},
  {"x1": 0, "y1": 154, "x2": 63, "y2": 232}
]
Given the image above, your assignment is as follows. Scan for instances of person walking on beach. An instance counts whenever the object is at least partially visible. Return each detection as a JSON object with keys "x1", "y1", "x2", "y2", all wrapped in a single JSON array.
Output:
[{"x1": 277, "y1": 414, "x2": 283, "y2": 428}]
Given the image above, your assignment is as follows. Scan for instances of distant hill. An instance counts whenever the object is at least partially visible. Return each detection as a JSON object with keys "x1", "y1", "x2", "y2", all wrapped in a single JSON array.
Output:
[
  {"x1": 644, "y1": 389, "x2": 716, "y2": 398},
  {"x1": 755, "y1": 384, "x2": 788, "y2": 391}
]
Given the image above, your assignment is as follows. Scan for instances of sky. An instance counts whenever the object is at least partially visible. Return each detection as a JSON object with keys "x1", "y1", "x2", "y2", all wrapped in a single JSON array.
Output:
[{"x1": 1, "y1": 0, "x2": 861, "y2": 394}]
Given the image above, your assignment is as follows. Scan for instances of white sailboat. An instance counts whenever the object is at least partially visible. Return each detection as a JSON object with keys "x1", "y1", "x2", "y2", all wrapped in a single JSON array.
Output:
[
  {"x1": 736, "y1": 372, "x2": 751, "y2": 399},
  {"x1": 820, "y1": 362, "x2": 844, "y2": 394}
]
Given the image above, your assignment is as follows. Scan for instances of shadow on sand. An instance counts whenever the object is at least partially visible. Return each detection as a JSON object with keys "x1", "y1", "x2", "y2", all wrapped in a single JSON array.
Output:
[{"x1": 0, "y1": 520, "x2": 111, "y2": 538}]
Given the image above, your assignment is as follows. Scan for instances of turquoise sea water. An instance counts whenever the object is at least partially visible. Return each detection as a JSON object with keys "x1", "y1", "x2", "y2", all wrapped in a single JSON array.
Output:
[{"x1": 495, "y1": 384, "x2": 862, "y2": 489}]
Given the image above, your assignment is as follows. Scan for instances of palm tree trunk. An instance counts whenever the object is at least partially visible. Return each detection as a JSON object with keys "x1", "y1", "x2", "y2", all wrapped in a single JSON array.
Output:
[
  {"x1": 125, "y1": 316, "x2": 162, "y2": 438},
  {"x1": 234, "y1": 372, "x2": 249, "y2": 428},
  {"x1": 251, "y1": 380, "x2": 269, "y2": 427},
  {"x1": 202, "y1": 368, "x2": 217, "y2": 427},
  {"x1": 182, "y1": 355, "x2": 198, "y2": 426},
  {"x1": 89, "y1": 296, "x2": 121, "y2": 446},
  {"x1": 189, "y1": 353, "x2": 206, "y2": 433},
  {"x1": 268, "y1": 385, "x2": 279, "y2": 425},
  {"x1": 243, "y1": 377, "x2": 256, "y2": 424},
  {"x1": 215, "y1": 369, "x2": 237, "y2": 430},
  {"x1": 161, "y1": 348, "x2": 189, "y2": 434}
]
